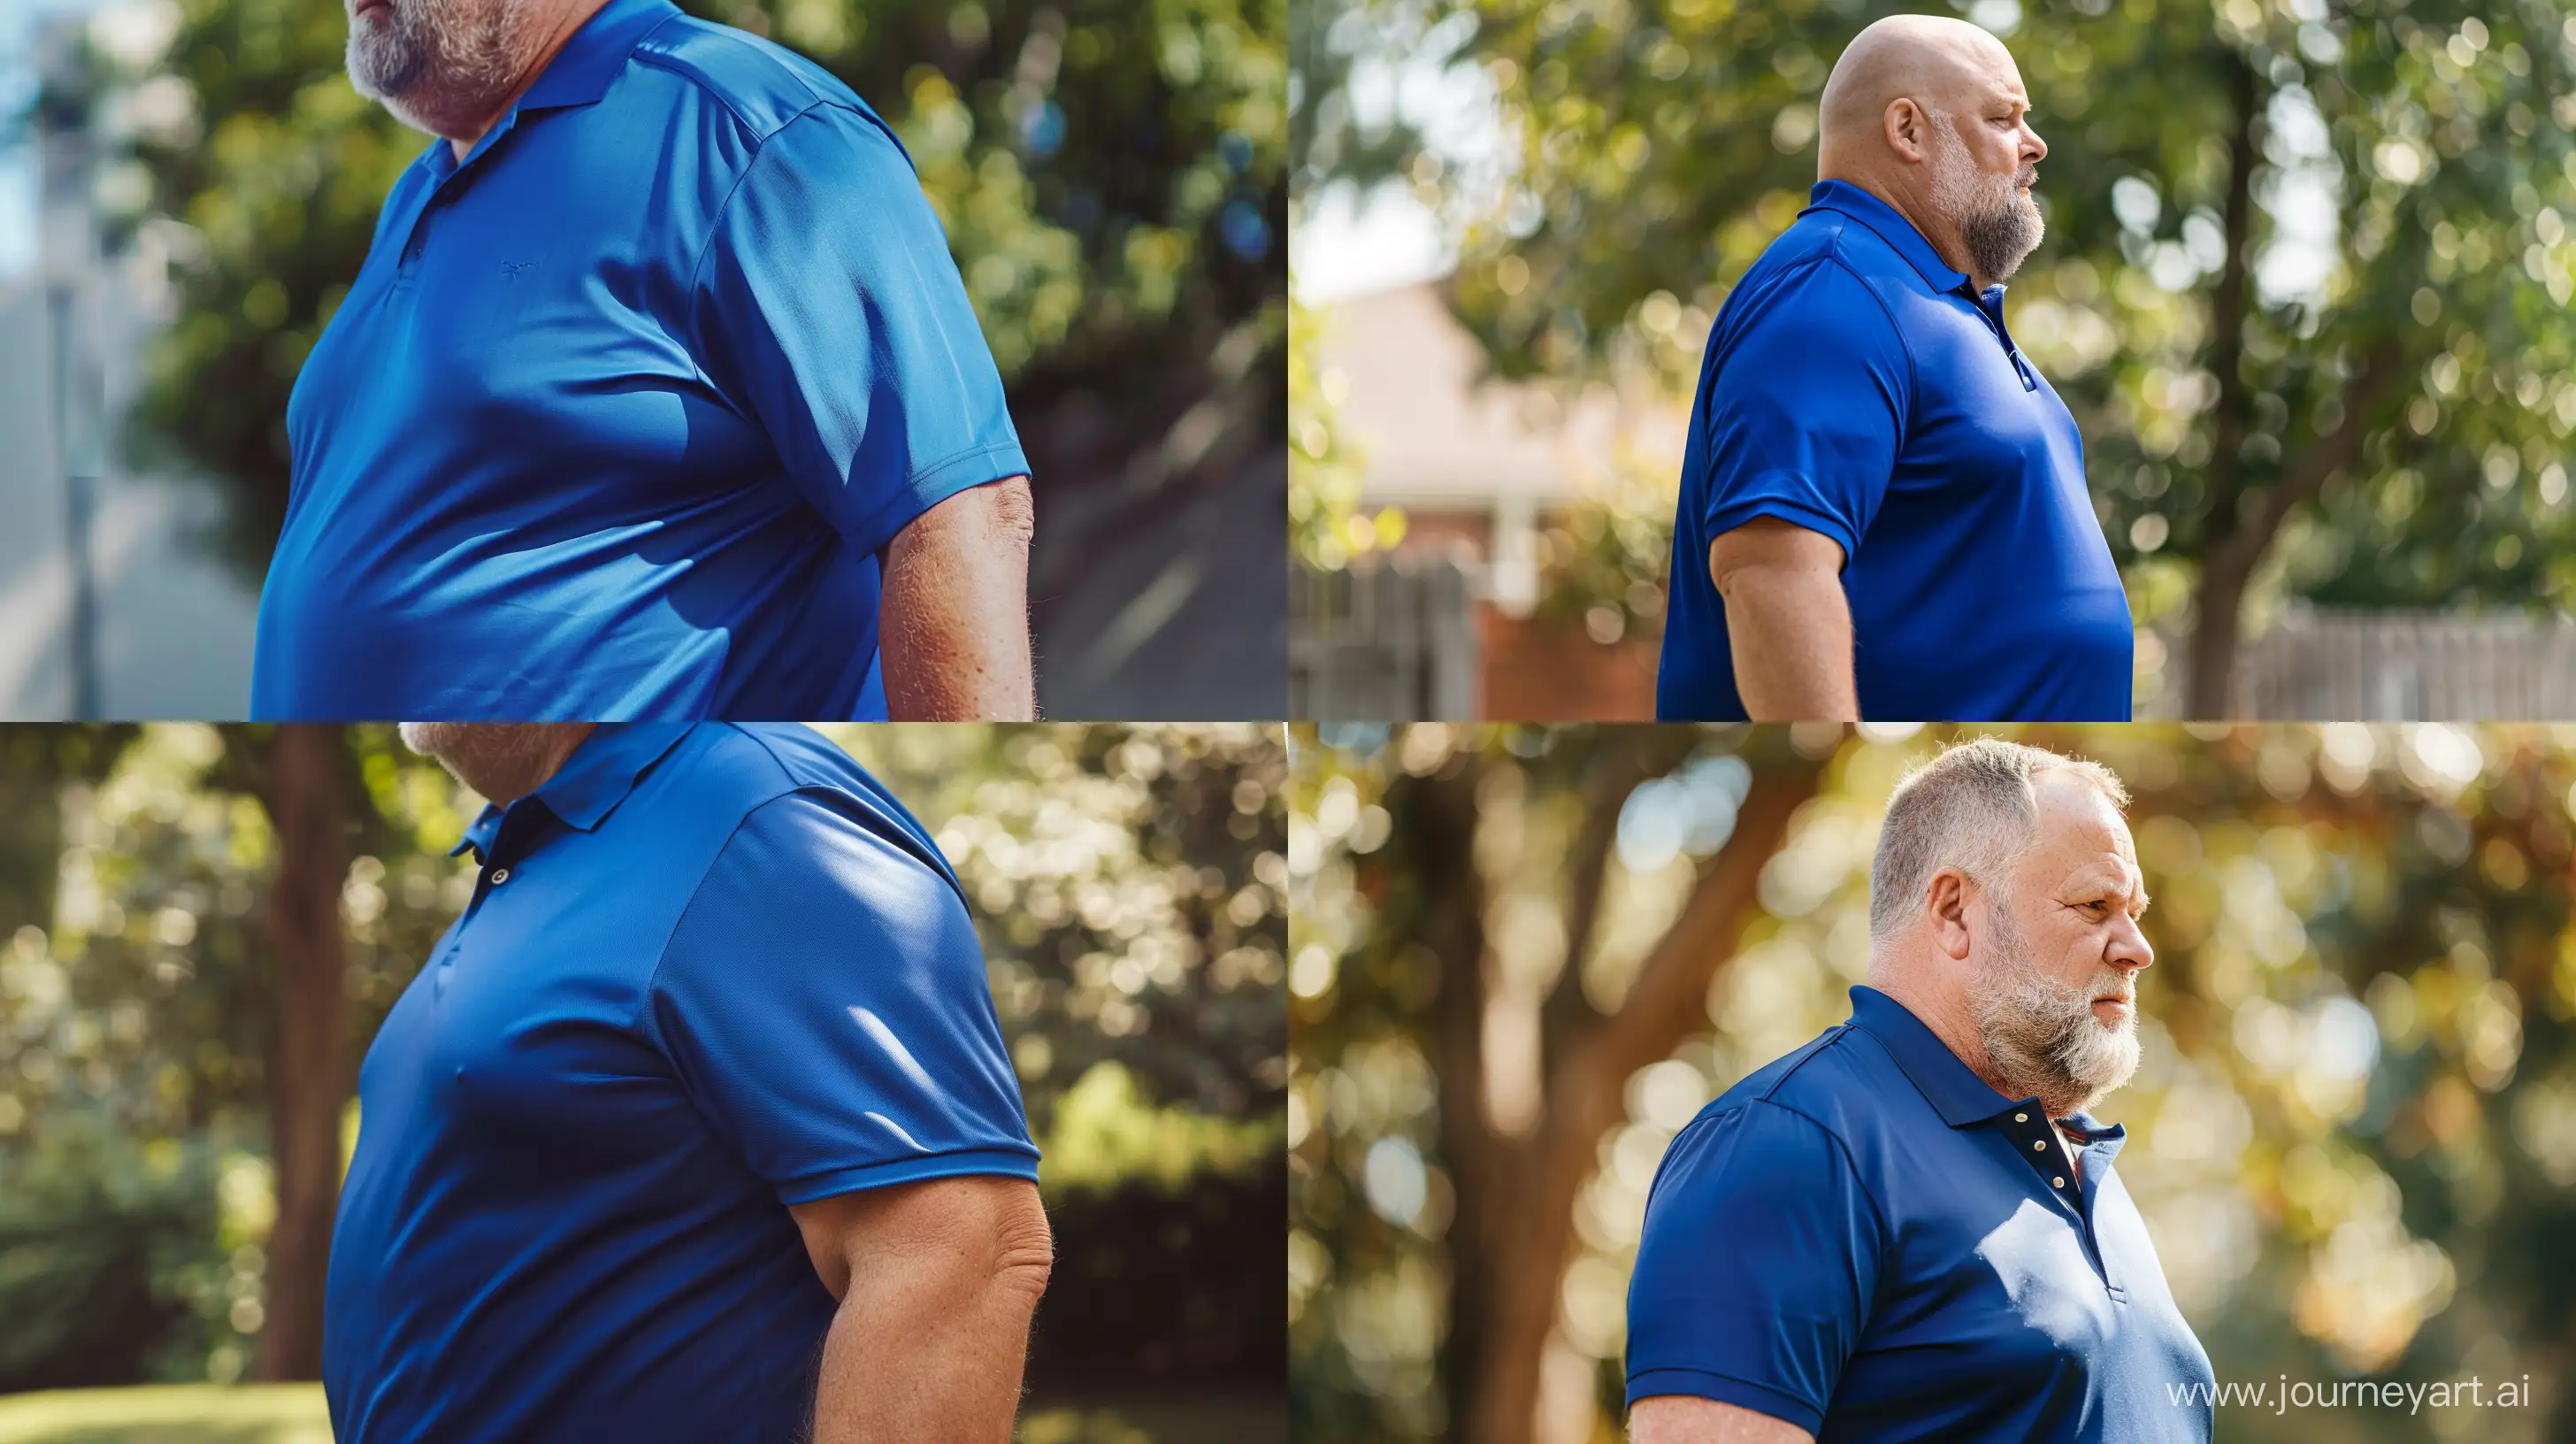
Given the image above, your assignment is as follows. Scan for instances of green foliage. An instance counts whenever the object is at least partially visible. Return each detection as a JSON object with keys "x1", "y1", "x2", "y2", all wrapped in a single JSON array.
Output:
[
  {"x1": 0, "y1": 1384, "x2": 330, "y2": 1444},
  {"x1": 1291, "y1": 723, "x2": 2576, "y2": 1441},
  {"x1": 1288, "y1": 0, "x2": 1442, "y2": 202},
  {"x1": 0, "y1": 725, "x2": 1284, "y2": 1394},
  {"x1": 93, "y1": 0, "x2": 1284, "y2": 572},
  {"x1": 0, "y1": 1384, "x2": 1283, "y2": 1444},
  {"x1": 1288, "y1": 297, "x2": 1410, "y2": 570}
]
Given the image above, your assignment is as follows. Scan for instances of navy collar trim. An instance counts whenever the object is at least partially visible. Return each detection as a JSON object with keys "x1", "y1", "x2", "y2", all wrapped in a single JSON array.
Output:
[
  {"x1": 448, "y1": 724, "x2": 696, "y2": 858},
  {"x1": 1801, "y1": 179, "x2": 1976, "y2": 295}
]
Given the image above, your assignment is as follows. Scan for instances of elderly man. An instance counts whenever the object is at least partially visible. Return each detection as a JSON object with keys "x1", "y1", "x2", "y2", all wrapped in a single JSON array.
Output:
[
  {"x1": 324, "y1": 723, "x2": 1051, "y2": 1442},
  {"x1": 1626, "y1": 739, "x2": 2212, "y2": 1443},
  {"x1": 252, "y1": 0, "x2": 1035, "y2": 719},
  {"x1": 1656, "y1": 16, "x2": 2133, "y2": 722}
]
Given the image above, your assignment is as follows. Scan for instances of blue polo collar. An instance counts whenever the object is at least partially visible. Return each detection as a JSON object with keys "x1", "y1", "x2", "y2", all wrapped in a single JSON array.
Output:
[
  {"x1": 1803, "y1": 180, "x2": 1975, "y2": 295},
  {"x1": 418, "y1": 0, "x2": 680, "y2": 183},
  {"x1": 518, "y1": 0, "x2": 683, "y2": 111},
  {"x1": 1847, "y1": 986, "x2": 2132, "y2": 1164},
  {"x1": 451, "y1": 724, "x2": 697, "y2": 858}
]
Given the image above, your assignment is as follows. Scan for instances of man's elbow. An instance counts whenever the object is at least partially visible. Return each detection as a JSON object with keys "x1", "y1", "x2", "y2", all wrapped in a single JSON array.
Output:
[
  {"x1": 992, "y1": 1191, "x2": 1054, "y2": 1306},
  {"x1": 983, "y1": 475, "x2": 1036, "y2": 554}
]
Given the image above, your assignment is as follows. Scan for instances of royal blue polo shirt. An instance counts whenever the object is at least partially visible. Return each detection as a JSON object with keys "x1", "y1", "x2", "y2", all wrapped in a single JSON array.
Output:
[
  {"x1": 1627, "y1": 986, "x2": 2212, "y2": 1442},
  {"x1": 254, "y1": 0, "x2": 1029, "y2": 719},
  {"x1": 1656, "y1": 180, "x2": 2133, "y2": 722},
  {"x1": 322, "y1": 723, "x2": 1039, "y2": 1444}
]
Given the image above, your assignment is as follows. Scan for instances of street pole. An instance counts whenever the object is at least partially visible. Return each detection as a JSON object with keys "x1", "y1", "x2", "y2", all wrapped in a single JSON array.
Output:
[
  {"x1": 37, "y1": 20, "x2": 104, "y2": 721},
  {"x1": 50, "y1": 283, "x2": 101, "y2": 721}
]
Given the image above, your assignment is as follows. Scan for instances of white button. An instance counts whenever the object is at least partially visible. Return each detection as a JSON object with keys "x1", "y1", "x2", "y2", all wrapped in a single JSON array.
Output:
[
  {"x1": 488, "y1": 867, "x2": 510, "y2": 884},
  {"x1": 2033, "y1": 1140, "x2": 2048, "y2": 1152},
  {"x1": 2015, "y1": 1112, "x2": 2028, "y2": 1123},
  {"x1": 2052, "y1": 1176, "x2": 2066, "y2": 1188}
]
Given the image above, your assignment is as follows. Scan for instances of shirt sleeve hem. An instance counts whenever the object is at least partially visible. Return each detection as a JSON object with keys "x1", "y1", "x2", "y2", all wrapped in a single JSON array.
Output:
[
  {"x1": 841, "y1": 441, "x2": 1033, "y2": 558},
  {"x1": 1703, "y1": 494, "x2": 1861, "y2": 567},
  {"x1": 773, "y1": 1146, "x2": 1044, "y2": 1206},
  {"x1": 1623, "y1": 1368, "x2": 1825, "y2": 1433}
]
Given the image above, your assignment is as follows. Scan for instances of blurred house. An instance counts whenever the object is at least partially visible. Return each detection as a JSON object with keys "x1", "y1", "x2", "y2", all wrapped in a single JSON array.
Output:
[
  {"x1": 1297, "y1": 281, "x2": 1682, "y2": 718},
  {"x1": 0, "y1": 14, "x2": 257, "y2": 720}
]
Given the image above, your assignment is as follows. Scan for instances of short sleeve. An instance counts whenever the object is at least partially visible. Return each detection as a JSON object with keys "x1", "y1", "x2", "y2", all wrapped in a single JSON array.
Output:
[
  {"x1": 648, "y1": 789, "x2": 1039, "y2": 1203},
  {"x1": 1698, "y1": 261, "x2": 1912, "y2": 561},
  {"x1": 688, "y1": 107, "x2": 1031, "y2": 558},
  {"x1": 1624, "y1": 1100, "x2": 1884, "y2": 1432}
]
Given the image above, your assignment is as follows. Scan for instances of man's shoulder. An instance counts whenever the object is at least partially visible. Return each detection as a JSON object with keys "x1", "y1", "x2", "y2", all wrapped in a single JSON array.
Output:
[
  {"x1": 664, "y1": 725, "x2": 961, "y2": 887},
  {"x1": 1699, "y1": 1019, "x2": 1916, "y2": 1145},
  {"x1": 627, "y1": 12, "x2": 891, "y2": 147},
  {"x1": 1766, "y1": 206, "x2": 1934, "y2": 291},
  {"x1": 658, "y1": 722, "x2": 870, "y2": 810},
  {"x1": 1717, "y1": 217, "x2": 1914, "y2": 353}
]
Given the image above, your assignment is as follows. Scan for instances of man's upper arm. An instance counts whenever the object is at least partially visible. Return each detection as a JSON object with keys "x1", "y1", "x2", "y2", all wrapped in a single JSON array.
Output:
[
  {"x1": 786, "y1": 1172, "x2": 1052, "y2": 1304},
  {"x1": 1628, "y1": 1394, "x2": 1815, "y2": 1444},
  {"x1": 1706, "y1": 517, "x2": 1848, "y2": 595},
  {"x1": 687, "y1": 107, "x2": 1031, "y2": 559},
  {"x1": 1698, "y1": 261, "x2": 1911, "y2": 561},
  {"x1": 646, "y1": 789, "x2": 1039, "y2": 1201},
  {"x1": 1625, "y1": 1101, "x2": 1882, "y2": 1437},
  {"x1": 880, "y1": 473, "x2": 1035, "y2": 720}
]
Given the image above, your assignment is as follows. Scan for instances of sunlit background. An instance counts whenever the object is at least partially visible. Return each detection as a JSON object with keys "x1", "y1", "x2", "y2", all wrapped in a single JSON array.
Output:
[
  {"x1": 1290, "y1": 0, "x2": 2576, "y2": 719},
  {"x1": 1290, "y1": 723, "x2": 2576, "y2": 1442},
  {"x1": 0, "y1": 722, "x2": 1286, "y2": 1443}
]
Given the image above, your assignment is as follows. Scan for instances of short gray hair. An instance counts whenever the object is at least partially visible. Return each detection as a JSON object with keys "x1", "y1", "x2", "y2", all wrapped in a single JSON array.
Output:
[{"x1": 1867, "y1": 738, "x2": 2130, "y2": 945}]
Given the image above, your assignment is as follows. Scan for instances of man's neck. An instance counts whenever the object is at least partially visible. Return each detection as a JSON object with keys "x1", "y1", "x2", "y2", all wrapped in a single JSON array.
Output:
[
  {"x1": 445, "y1": 0, "x2": 614, "y2": 159},
  {"x1": 1868, "y1": 968, "x2": 2047, "y2": 1110},
  {"x1": 1819, "y1": 167, "x2": 1991, "y2": 292}
]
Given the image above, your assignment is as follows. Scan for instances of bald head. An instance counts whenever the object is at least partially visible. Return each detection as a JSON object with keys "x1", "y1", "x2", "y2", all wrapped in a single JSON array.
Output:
[{"x1": 1815, "y1": 15, "x2": 2049, "y2": 288}]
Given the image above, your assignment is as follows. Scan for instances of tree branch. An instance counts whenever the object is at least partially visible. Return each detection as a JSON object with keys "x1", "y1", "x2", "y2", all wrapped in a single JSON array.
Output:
[{"x1": 1539, "y1": 731, "x2": 1703, "y2": 1069}]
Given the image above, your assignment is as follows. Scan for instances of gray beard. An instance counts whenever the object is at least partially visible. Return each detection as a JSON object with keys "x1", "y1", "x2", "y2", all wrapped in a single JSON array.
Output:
[
  {"x1": 1968, "y1": 899, "x2": 2139, "y2": 1117},
  {"x1": 1928, "y1": 114, "x2": 2043, "y2": 283},
  {"x1": 347, "y1": 0, "x2": 526, "y2": 134},
  {"x1": 399, "y1": 722, "x2": 577, "y2": 803}
]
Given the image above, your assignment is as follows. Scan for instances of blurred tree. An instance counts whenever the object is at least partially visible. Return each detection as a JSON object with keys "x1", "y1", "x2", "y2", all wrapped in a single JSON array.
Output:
[
  {"x1": 1300, "y1": 0, "x2": 2576, "y2": 714},
  {"x1": 80, "y1": 0, "x2": 1283, "y2": 643},
  {"x1": 1288, "y1": 0, "x2": 1437, "y2": 204},
  {"x1": 1292, "y1": 724, "x2": 2576, "y2": 1443},
  {"x1": 0, "y1": 724, "x2": 1285, "y2": 1400}
]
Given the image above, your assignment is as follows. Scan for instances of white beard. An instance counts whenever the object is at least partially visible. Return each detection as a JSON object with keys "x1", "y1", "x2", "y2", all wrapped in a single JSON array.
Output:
[{"x1": 1969, "y1": 900, "x2": 2138, "y2": 1116}]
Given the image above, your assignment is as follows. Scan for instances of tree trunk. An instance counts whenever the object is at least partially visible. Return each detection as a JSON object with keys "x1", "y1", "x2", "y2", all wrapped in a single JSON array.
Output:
[
  {"x1": 255, "y1": 725, "x2": 349, "y2": 1383},
  {"x1": 2185, "y1": 556, "x2": 2250, "y2": 720},
  {"x1": 1442, "y1": 751, "x2": 1825, "y2": 1444},
  {"x1": 2183, "y1": 50, "x2": 2263, "y2": 722}
]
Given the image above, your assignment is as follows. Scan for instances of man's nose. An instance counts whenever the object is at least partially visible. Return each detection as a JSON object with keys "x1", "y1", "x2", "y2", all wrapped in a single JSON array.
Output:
[
  {"x1": 2023, "y1": 122, "x2": 2049, "y2": 165},
  {"x1": 2108, "y1": 913, "x2": 2151, "y2": 972}
]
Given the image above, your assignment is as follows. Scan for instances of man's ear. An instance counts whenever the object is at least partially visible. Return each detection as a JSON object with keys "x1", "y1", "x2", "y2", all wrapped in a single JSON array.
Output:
[
  {"x1": 1884, "y1": 97, "x2": 1929, "y2": 163},
  {"x1": 1925, "y1": 869, "x2": 1974, "y2": 960}
]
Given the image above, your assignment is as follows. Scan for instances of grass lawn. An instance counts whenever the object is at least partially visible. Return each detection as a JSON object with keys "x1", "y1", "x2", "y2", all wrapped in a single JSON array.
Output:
[{"x1": 0, "y1": 1386, "x2": 1282, "y2": 1444}]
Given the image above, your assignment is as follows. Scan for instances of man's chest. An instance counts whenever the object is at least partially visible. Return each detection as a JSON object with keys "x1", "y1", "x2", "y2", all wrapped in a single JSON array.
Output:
[
  {"x1": 1883, "y1": 302, "x2": 2088, "y2": 503},
  {"x1": 1843, "y1": 1158, "x2": 2203, "y2": 1410},
  {"x1": 362, "y1": 845, "x2": 711, "y2": 1157},
  {"x1": 289, "y1": 143, "x2": 767, "y2": 506}
]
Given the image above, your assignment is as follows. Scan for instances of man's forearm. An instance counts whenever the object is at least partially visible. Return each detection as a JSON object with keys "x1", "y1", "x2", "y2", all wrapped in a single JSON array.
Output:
[
  {"x1": 1720, "y1": 565, "x2": 1859, "y2": 720},
  {"x1": 881, "y1": 476, "x2": 1037, "y2": 720},
  {"x1": 808, "y1": 1248, "x2": 1046, "y2": 1442}
]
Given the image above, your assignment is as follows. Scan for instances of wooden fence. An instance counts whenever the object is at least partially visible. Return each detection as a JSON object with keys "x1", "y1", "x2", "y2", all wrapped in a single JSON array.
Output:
[
  {"x1": 1289, "y1": 557, "x2": 1477, "y2": 719},
  {"x1": 1292, "y1": 564, "x2": 2576, "y2": 724},
  {"x1": 2223, "y1": 610, "x2": 2576, "y2": 721}
]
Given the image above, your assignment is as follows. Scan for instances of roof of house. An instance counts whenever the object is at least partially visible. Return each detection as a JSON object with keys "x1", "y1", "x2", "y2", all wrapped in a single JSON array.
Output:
[{"x1": 1313, "y1": 280, "x2": 1685, "y2": 511}]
